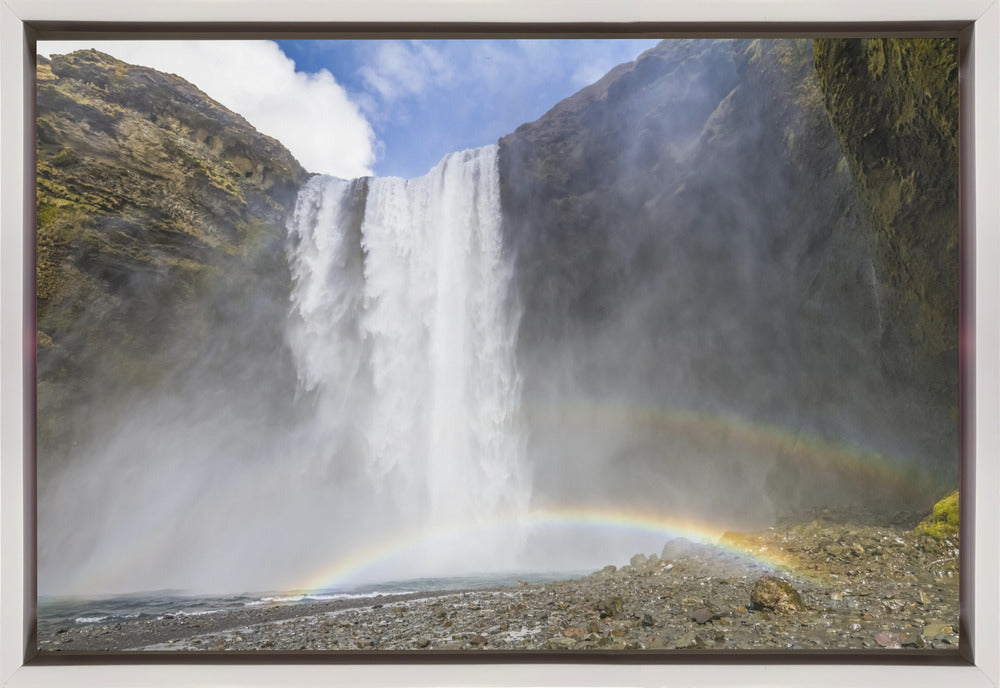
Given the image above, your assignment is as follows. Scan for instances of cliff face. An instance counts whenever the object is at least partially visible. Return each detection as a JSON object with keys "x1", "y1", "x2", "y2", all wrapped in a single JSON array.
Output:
[
  {"x1": 500, "y1": 39, "x2": 958, "y2": 519},
  {"x1": 36, "y1": 41, "x2": 958, "y2": 524},
  {"x1": 813, "y1": 38, "x2": 959, "y2": 402},
  {"x1": 36, "y1": 50, "x2": 308, "y2": 469}
]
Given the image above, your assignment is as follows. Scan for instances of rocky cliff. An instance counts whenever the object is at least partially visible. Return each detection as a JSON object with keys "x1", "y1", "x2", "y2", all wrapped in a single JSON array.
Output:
[
  {"x1": 36, "y1": 50, "x2": 307, "y2": 470},
  {"x1": 813, "y1": 38, "x2": 959, "y2": 403},
  {"x1": 36, "y1": 41, "x2": 958, "y2": 523},
  {"x1": 499, "y1": 38, "x2": 958, "y2": 519}
]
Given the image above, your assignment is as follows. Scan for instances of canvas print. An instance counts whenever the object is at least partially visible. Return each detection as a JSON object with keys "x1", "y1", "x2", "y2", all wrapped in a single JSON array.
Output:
[{"x1": 35, "y1": 37, "x2": 960, "y2": 653}]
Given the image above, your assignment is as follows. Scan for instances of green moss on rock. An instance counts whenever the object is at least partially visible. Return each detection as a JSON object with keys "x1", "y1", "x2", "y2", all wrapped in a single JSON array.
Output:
[{"x1": 913, "y1": 490, "x2": 959, "y2": 540}]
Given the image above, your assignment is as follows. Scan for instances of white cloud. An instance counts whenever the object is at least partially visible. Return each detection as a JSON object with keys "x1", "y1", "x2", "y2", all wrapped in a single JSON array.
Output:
[{"x1": 39, "y1": 40, "x2": 376, "y2": 178}]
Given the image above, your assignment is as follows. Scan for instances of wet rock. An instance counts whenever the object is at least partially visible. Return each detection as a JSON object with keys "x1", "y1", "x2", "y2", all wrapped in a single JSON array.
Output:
[
  {"x1": 922, "y1": 623, "x2": 952, "y2": 638},
  {"x1": 749, "y1": 576, "x2": 806, "y2": 613},
  {"x1": 873, "y1": 631, "x2": 909, "y2": 648},
  {"x1": 597, "y1": 595, "x2": 624, "y2": 618},
  {"x1": 641, "y1": 613, "x2": 655, "y2": 627},
  {"x1": 546, "y1": 636, "x2": 577, "y2": 650},
  {"x1": 882, "y1": 598, "x2": 907, "y2": 613},
  {"x1": 691, "y1": 608, "x2": 715, "y2": 624}
]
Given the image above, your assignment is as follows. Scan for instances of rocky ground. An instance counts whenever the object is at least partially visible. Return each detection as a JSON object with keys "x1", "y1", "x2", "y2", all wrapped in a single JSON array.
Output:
[{"x1": 37, "y1": 507, "x2": 960, "y2": 654}]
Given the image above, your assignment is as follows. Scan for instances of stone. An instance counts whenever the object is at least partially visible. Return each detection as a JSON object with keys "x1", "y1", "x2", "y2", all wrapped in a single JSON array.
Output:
[
  {"x1": 749, "y1": 576, "x2": 806, "y2": 613},
  {"x1": 597, "y1": 595, "x2": 624, "y2": 618},
  {"x1": 691, "y1": 608, "x2": 715, "y2": 624},
  {"x1": 922, "y1": 623, "x2": 952, "y2": 638},
  {"x1": 630, "y1": 553, "x2": 649, "y2": 569},
  {"x1": 672, "y1": 632, "x2": 700, "y2": 649},
  {"x1": 873, "y1": 631, "x2": 908, "y2": 648},
  {"x1": 546, "y1": 637, "x2": 577, "y2": 650},
  {"x1": 662, "y1": 537, "x2": 697, "y2": 560}
]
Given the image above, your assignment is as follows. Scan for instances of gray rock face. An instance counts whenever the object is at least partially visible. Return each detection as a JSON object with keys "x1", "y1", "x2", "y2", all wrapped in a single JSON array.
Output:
[
  {"x1": 36, "y1": 50, "x2": 308, "y2": 473},
  {"x1": 499, "y1": 38, "x2": 957, "y2": 522}
]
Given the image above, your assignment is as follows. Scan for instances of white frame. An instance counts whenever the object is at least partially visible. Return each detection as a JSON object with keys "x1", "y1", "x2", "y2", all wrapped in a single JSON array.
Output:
[{"x1": 2, "y1": 1, "x2": 997, "y2": 686}]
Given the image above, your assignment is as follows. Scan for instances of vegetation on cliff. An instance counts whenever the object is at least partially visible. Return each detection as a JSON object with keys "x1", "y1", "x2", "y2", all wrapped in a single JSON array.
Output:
[{"x1": 36, "y1": 50, "x2": 307, "y2": 468}]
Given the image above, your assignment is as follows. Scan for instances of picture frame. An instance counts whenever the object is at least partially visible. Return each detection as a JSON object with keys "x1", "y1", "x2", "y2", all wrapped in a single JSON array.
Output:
[{"x1": 2, "y1": 0, "x2": 997, "y2": 686}]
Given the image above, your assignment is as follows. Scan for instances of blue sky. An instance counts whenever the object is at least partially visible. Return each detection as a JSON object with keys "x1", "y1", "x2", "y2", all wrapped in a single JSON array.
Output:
[
  {"x1": 275, "y1": 39, "x2": 659, "y2": 177},
  {"x1": 41, "y1": 39, "x2": 660, "y2": 179}
]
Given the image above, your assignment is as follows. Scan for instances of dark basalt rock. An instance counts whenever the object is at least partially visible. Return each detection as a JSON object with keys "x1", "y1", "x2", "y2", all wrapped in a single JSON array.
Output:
[{"x1": 499, "y1": 38, "x2": 958, "y2": 522}]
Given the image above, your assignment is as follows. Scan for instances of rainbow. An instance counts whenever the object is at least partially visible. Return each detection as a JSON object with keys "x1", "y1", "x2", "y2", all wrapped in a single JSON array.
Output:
[
  {"x1": 61, "y1": 403, "x2": 935, "y2": 596},
  {"x1": 289, "y1": 505, "x2": 809, "y2": 595},
  {"x1": 523, "y1": 401, "x2": 938, "y2": 502}
]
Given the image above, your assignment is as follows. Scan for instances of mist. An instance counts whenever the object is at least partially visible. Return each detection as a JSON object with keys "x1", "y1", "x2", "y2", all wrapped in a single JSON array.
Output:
[{"x1": 37, "y1": 38, "x2": 958, "y2": 598}]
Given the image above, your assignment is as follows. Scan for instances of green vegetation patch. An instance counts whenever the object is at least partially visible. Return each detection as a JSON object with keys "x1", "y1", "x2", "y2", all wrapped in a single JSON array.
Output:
[{"x1": 913, "y1": 490, "x2": 959, "y2": 540}]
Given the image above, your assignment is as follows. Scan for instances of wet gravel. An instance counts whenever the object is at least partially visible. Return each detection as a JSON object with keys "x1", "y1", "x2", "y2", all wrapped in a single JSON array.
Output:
[{"x1": 38, "y1": 515, "x2": 959, "y2": 653}]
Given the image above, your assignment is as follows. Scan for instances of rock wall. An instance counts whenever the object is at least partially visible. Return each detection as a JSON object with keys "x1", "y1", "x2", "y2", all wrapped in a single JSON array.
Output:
[
  {"x1": 813, "y1": 38, "x2": 959, "y2": 403},
  {"x1": 499, "y1": 39, "x2": 958, "y2": 518},
  {"x1": 36, "y1": 50, "x2": 307, "y2": 472}
]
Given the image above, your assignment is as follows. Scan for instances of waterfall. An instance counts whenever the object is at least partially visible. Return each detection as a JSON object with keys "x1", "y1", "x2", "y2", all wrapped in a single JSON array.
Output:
[{"x1": 286, "y1": 145, "x2": 528, "y2": 538}]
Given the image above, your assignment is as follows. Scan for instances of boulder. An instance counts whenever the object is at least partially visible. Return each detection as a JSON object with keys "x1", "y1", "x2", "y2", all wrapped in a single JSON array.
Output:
[{"x1": 749, "y1": 576, "x2": 806, "y2": 613}]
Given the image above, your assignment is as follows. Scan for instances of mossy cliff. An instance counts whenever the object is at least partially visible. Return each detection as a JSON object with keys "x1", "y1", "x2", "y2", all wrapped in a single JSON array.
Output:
[
  {"x1": 813, "y1": 38, "x2": 959, "y2": 405},
  {"x1": 499, "y1": 39, "x2": 958, "y2": 519},
  {"x1": 36, "y1": 50, "x2": 307, "y2": 468}
]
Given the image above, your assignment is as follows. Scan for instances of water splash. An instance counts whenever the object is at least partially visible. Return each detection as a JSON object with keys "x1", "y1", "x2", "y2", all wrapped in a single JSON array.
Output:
[{"x1": 286, "y1": 145, "x2": 529, "y2": 563}]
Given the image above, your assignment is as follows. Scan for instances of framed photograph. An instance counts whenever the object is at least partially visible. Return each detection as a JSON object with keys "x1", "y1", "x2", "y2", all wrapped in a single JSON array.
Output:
[{"x1": 2, "y1": 1, "x2": 998, "y2": 687}]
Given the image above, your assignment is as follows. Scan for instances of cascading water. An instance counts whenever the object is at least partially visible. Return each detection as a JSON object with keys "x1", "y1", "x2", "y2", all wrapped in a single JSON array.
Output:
[{"x1": 287, "y1": 145, "x2": 529, "y2": 572}]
